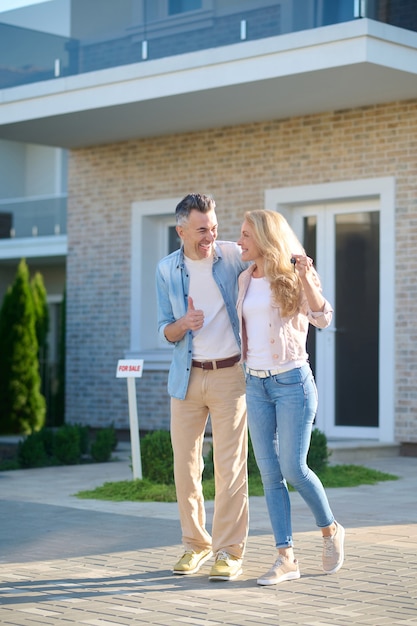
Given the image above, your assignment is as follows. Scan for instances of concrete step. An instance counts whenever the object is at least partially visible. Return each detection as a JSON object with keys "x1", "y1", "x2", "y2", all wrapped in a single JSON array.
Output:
[
  {"x1": 327, "y1": 439, "x2": 400, "y2": 465},
  {"x1": 201, "y1": 437, "x2": 401, "y2": 465}
]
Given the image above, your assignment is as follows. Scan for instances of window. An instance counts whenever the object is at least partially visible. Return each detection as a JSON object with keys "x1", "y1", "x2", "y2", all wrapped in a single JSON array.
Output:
[
  {"x1": 168, "y1": 0, "x2": 202, "y2": 15},
  {"x1": 130, "y1": 198, "x2": 179, "y2": 366},
  {"x1": 168, "y1": 224, "x2": 181, "y2": 253},
  {"x1": 144, "y1": 0, "x2": 209, "y2": 24}
]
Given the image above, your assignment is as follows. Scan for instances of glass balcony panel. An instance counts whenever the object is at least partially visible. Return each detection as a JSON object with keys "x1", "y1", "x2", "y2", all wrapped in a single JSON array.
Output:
[
  {"x1": 0, "y1": 197, "x2": 67, "y2": 240},
  {"x1": 0, "y1": 23, "x2": 76, "y2": 88},
  {"x1": 0, "y1": 1, "x2": 416, "y2": 90}
]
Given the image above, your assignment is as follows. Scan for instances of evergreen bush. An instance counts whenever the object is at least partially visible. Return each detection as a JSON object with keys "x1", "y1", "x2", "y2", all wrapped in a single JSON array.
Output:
[
  {"x1": 6, "y1": 424, "x2": 117, "y2": 470},
  {"x1": 40, "y1": 427, "x2": 55, "y2": 458},
  {"x1": 203, "y1": 433, "x2": 260, "y2": 481},
  {"x1": 91, "y1": 426, "x2": 117, "y2": 463},
  {"x1": 0, "y1": 259, "x2": 46, "y2": 434},
  {"x1": 307, "y1": 427, "x2": 331, "y2": 473},
  {"x1": 247, "y1": 434, "x2": 260, "y2": 477},
  {"x1": 141, "y1": 430, "x2": 174, "y2": 484},
  {"x1": 17, "y1": 431, "x2": 49, "y2": 468},
  {"x1": 74, "y1": 423, "x2": 90, "y2": 455},
  {"x1": 203, "y1": 427, "x2": 329, "y2": 480},
  {"x1": 53, "y1": 424, "x2": 81, "y2": 465},
  {"x1": 202, "y1": 445, "x2": 214, "y2": 479}
]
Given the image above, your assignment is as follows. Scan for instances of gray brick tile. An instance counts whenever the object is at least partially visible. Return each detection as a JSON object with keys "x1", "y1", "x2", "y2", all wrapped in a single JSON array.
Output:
[{"x1": 1, "y1": 457, "x2": 417, "y2": 625}]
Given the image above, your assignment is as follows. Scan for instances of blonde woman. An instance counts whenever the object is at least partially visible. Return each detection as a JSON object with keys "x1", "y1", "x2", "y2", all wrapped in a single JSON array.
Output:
[{"x1": 237, "y1": 210, "x2": 344, "y2": 586}]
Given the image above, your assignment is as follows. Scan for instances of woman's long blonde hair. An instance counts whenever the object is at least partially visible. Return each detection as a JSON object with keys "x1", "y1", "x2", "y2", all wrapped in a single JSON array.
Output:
[{"x1": 244, "y1": 210, "x2": 304, "y2": 317}]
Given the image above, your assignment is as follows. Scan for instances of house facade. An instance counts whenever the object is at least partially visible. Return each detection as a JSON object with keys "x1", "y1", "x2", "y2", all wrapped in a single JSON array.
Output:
[{"x1": 1, "y1": 0, "x2": 417, "y2": 448}]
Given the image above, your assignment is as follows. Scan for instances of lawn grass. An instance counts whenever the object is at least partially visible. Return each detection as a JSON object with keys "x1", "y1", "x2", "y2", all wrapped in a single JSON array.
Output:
[
  {"x1": 76, "y1": 477, "x2": 178, "y2": 502},
  {"x1": 75, "y1": 464, "x2": 398, "y2": 502}
]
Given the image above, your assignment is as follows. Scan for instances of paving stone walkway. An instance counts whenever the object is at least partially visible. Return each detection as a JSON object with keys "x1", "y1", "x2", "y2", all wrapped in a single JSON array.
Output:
[{"x1": 0, "y1": 455, "x2": 416, "y2": 625}]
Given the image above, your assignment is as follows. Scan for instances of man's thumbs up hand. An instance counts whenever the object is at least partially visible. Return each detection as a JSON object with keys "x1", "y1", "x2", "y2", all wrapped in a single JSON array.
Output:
[{"x1": 186, "y1": 296, "x2": 204, "y2": 331}]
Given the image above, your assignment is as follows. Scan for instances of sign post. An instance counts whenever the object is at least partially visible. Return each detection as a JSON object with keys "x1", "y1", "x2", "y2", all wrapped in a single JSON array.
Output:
[{"x1": 116, "y1": 359, "x2": 144, "y2": 480}]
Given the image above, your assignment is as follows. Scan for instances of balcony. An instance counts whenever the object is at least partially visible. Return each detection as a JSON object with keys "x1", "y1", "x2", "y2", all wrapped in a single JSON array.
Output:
[
  {"x1": 1, "y1": 1, "x2": 417, "y2": 148},
  {"x1": 0, "y1": 195, "x2": 67, "y2": 260},
  {"x1": 1, "y1": 1, "x2": 416, "y2": 90}
]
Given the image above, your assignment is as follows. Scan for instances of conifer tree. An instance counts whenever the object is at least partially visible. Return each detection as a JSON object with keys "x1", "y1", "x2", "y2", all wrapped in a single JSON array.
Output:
[
  {"x1": 31, "y1": 272, "x2": 49, "y2": 359},
  {"x1": 31, "y1": 271, "x2": 49, "y2": 403},
  {"x1": 55, "y1": 287, "x2": 66, "y2": 426},
  {"x1": 0, "y1": 259, "x2": 46, "y2": 434}
]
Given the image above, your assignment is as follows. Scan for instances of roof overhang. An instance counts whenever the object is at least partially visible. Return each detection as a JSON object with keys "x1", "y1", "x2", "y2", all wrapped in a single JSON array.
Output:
[{"x1": 1, "y1": 18, "x2": 417, "y2": 148}]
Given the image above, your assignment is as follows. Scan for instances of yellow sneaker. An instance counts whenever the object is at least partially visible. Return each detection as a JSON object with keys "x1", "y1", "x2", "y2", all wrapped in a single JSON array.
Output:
[
  {"x1": 209, "y1": 550, "x2": 243, "y2": 581},
  {"x1": 173, "y1": 549, "x2": 212, "y2": 575}
]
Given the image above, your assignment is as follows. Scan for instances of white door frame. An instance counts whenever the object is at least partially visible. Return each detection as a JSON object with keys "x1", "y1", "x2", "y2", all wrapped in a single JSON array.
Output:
[
  {"x1": 292, "y1": 198, "x2": 380, "y2": 439},
  {"x1": 265, "y1": 177, "x2": 396, "y2": 443}
]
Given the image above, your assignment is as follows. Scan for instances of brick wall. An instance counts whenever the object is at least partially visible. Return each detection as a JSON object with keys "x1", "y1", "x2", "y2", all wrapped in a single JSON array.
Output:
[
  {"x1": 67, "y1": 99, "x2": 417, "y2": 441},
  {"x1": 386, "y1": 0, "x2": 417, "y2": 32}
]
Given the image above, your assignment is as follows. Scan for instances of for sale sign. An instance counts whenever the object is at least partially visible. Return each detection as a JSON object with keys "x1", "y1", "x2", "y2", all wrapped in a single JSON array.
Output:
[{"x1": 116, "y1": 359, "x2": 144, "y2": 378}]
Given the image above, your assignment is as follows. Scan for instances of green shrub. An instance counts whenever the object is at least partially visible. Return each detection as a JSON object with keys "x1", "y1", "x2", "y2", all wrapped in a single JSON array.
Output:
[
  {"x1": 4, "y1": 424, "x2": 119, "y2": 470},
  {"x1": 203, "y1": 427, "x2": 329, "y2": 481},
  {"x1": 0, "y1": 459, "x2": 20, "y2": 471},
  {"x1": 73, "y1": 423, "x2": 90, "y2": 455},
  {"x1": 141, "y1": 430, "x2": 174, "y2": 484},
  {"x1": 203, "y1": 432, "x2": 259, "y2": 481},
  {"x1": 40, "y1": 427, "x2": 55, "y2": 457},
  {"x1": 53, "y1": 424, "x2": 81, "y2": 465},
  {"x1": 203, "y1": 444, "x2": 214, "y2": 480},
  {"x1": 17, "y1": 431, "x2": 49, "y2": 468},
  {"x1": 308, "y1": 427, "x2": 331, "y2": 473},
  {"x1": 247, "y1": 434, "x2": 260, "y2": 478},
  {"x1": 107, "y1": 423, "x2": 118, "y2": 451},
  {"x1": 91, "y1": 427, "x2": 117, "y2": 463}
]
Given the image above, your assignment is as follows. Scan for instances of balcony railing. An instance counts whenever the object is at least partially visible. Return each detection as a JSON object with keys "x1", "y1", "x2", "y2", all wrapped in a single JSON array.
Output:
[
  {"x1": 0, "y1": 196, "x2": 67, "y2": 239},
  {"x1": 0, "y1": 1, "x2": 416, "y2": 90}
]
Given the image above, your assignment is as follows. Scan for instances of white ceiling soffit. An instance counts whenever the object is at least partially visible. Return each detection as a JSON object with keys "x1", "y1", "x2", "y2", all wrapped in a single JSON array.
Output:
[{"x1": 1, "y1": 19, "x2": 417, "y2": 148}]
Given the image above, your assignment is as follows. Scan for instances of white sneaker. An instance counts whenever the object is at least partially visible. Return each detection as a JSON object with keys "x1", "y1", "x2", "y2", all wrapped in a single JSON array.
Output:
[
  {"x1": 257, "y1": 555, "x2": 300, "y2": 586},
  {"x1": 323, "y1": 522, "x2": 345, "y2": 574}
]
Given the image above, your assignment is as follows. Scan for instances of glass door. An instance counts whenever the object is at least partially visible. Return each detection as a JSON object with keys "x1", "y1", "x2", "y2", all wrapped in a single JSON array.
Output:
[
  {"x1": 334, "y1": 211, "x2": 379, "y2": 428},
  {"x1": 292, "y1": 199, "x2": 380, "y2": 438}
]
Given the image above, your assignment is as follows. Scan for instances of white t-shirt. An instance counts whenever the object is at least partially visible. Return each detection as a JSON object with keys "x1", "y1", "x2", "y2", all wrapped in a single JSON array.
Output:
[
  {"x1": 243, "y1": 275, "x2": 302, "y2": 371},
  {"x1": 242, "y1": 276, "x2": 276, "y2": 370},
  {"x1": 185, "y1": 255, "x2": 239, "y2": 360}
]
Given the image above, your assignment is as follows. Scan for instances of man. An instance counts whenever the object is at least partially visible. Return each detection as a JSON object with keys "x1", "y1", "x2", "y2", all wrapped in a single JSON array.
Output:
[{"x1": 156, "y1": 193, "x2": 248, "y2": 581}]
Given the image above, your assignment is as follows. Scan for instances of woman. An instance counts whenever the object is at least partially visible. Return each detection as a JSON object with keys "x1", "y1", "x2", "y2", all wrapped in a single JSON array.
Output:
[{"x1": 237, "y1": 210, "x2": 344, "y2": 586}]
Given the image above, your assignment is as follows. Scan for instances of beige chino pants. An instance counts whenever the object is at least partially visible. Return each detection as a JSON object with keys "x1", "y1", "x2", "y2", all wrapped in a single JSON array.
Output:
[{"x1": 171, "y1": 362, "x2": 248, "y2": 559}]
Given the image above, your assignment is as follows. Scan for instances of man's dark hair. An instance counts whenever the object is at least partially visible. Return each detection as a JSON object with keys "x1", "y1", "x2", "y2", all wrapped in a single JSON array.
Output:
[{"x1": 175, "y1": 193, "x2": 216, "y2": 225}]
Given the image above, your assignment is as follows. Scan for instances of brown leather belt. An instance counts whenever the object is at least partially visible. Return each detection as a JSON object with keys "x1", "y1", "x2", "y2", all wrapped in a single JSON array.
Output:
[{"x1": 192, "y1": 355, "x2": 240, "y2": 370}]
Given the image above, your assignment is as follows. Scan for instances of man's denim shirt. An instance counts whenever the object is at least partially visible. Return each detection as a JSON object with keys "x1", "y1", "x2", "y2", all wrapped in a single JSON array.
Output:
[{"x1": 156, "y1": 241, "x2": 247, "y2": 400}]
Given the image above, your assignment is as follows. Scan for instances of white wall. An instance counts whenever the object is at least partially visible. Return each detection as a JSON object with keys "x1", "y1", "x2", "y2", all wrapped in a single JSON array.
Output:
[
  {"x1": 25, "y1": 144, "x2": 60, "y2": 196},
  {"x1": 0, "y1": 140, "x2": 26, "y2": 199},
  {"x1": 70, "y1": 0, "x2": 134, "y2": 39},
  {"x1": 0, "y1": 140, "x2": 67, "y2": 199}
]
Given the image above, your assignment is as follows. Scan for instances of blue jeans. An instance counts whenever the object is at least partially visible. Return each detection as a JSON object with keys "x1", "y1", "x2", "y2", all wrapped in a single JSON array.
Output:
[{"x1": 246, "y1": 364, "x2": 335, "y2": 548}]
